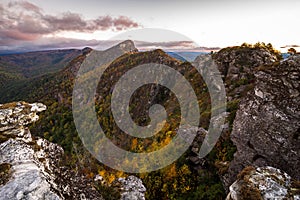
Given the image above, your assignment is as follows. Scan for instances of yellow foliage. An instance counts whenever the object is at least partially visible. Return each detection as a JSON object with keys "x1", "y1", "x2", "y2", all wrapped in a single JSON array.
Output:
[
  {"x1": 131, "y1": 138, "x2": 138, "y2": 150},
  {"x1": 115, "y1": 170, "x2": 126, "y2": 178},
  {"x1": 87, "y1": 172, "x2": 94, "y2": 179},
  {"x1": 179, "y1": 164, "x2": 191, "y2": 176},
  {"x1": 161, "y1": 136, "x2": 171, "y2": 147},
  {"x1": 166, "y1": 131, "x2": 173, "y2": 136},
  {"x1": 183, "y1": 185, "x2": 191, "y2": 192},
  {"x1": 162, "y1": 183, "x2": 168, "y2": 192},
  {"x1": 98, "y1": 170, "x2": 106, "y2": 177},
  {"x1": 165, "y1": 163, "x2": 177, "y2": 179},
  {"x1": 107, "y1": 174, "x2": 116, "y2": 184},
  {"x1": 172, "y1": 182, "x2": 177, "y2": 190}
]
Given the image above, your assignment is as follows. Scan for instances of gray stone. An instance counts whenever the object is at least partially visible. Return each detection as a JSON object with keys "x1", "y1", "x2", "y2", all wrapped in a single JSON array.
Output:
[
  {"x1": 226, "y1": 166, "x2": 299, "y2": 200},
  {"x1": 115, "y1": 176, "x2": 146, "y2": 200},
  {"x1": 0, "y1": 102, "x2": 104, "y2": 200},
  {"x1": 225, "y1": 55, "x2": 300, "y2": 188}
]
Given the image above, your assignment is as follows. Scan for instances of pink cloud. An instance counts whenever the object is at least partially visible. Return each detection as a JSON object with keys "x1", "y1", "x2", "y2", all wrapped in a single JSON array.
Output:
[
  {"x1": 0, "y1": 1, "x2": 141, "y2": 48},
  {"x1": 8, "y1": 0, "x2": 42, "y2": 13},
  {"x1": 1, "y1": 29, "x2": 38, "y2": 41},
  {"x1": 113, "y1": 16, "x2": 139, "y2": 31}
]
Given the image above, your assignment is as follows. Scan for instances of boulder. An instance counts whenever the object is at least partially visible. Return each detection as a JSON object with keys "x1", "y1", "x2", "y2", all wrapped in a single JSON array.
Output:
[
  {"x1": 226, "y1": 166, "x2": 300, "y2": 200},
  {"x1": 114, "y1": 176, "x2": 146, "y2": 200}
]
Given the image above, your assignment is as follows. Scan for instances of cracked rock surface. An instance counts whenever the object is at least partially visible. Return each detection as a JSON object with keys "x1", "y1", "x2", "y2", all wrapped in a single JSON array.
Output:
[
  {"x1": 0, "y1": 102, "x2": 103, "y2": 200},
  {"x1": 223, "y1": 55, "x2": 300, "y2": 188},
  {"x1": 226, "y1": 166, "x2": 300, "y2": 200}
]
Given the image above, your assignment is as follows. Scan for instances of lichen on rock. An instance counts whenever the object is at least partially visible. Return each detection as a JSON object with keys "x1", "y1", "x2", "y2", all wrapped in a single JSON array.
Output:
[
  {"x1": 222, "y1": 54, "x2": 300, "y2": 189},
  {"x1": 0, "y1": 101, "x2": 62, "y2": 200},
  {"x1": 226, "y1": 166, "x2": 300, "y2": 200},
  {"x1": 113, "y1": 175, "x2": 146, "y2": 200},
  {"x1": 0, "y1": 101, "x2": 103, "y2": 200}
]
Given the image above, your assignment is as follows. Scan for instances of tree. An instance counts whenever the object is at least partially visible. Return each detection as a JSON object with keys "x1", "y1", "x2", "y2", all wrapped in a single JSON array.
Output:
[{"x1": 288, "y1": 48, "x2": 297, "y2": 55}]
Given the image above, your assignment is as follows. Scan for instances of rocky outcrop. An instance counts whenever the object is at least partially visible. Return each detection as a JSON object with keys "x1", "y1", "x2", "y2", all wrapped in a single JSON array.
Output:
[
  {"x1": 113, "y1": 176, "x2": 146, "y2": 200},
  {"x1": 0, "y1": 102, "x2": 103, "y2": 200},
  {"x1": 0, "y1": 102, "x2": 62, "y2": 200},
  {"x1": 223, "y1": 54, "x2": 300, "y2": 188},
  {"x1": 0, "y1": 102, "x2": 46, "y2": 135},
  {"x1": 226, "y1": 166, "x2": 300, "y2": 200},
  {"x1": 213, "y1": 46, "x2": 279, "y2": 101},
  {"x1": 188, "y1": 127, "x2": 208, "y2": 168},
  {"x1": 0, "y1": 138, "x2": 62, "y2": 200},
  {"x1": 214, "y1": 46, "x2": 277, "y2": 83}
]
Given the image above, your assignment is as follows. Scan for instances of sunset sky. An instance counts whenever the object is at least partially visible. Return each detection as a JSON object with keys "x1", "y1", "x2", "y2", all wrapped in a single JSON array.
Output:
[{"x1": 1, "y1": 0, "x2": 300, "y2": 53}]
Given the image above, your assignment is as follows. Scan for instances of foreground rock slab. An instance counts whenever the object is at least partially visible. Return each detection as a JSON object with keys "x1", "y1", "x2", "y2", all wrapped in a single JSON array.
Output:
[{"x1": 0, "y1": 102, "x2": 103, "y2": 200}]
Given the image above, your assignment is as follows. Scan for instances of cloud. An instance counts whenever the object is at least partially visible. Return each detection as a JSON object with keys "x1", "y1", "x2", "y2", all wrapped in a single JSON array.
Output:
[
  {"x1": 0, "y1": 1, "x2": 141, "y2": 48},
  {"x1": 280, "y1": 45, "x2": 300, "y2": 48},
  {"x1": 134, "y1": 40, "x2": 220, "y2": 52},
  {"x1": 135, "y1": 41, "x2": 196, "y2": 49},
  {"x1": 1, "y1": 30, "x2": 38, "y2": 41},
  {"x1": 8, "y1": 0, "x2": 42, "y2": 13},
  {"x1": 0, "y1": 37, "x2": 220, "y2": 54},
  {"x1": 192, "y1": 46, "x2": 221, "y2": 51},
  {"x1": 0, "y1": 1, "x2": 217, "y2": 53},
  {"x1": 113, "y1": 16, "x2": 140, "y2": 31}
]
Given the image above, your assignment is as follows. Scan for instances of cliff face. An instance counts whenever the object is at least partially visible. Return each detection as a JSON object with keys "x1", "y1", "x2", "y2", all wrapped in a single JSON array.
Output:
[
  {"x1": 212, "y1": 45, "x2": 300, "y2": 193},
  {"x1": 214, "y1": 46, "x2": 277, "y2": 82},
  {"x1": 0, "y1": 102, "x2": 104, "y2": 200},
  {"x1": 225, "y1": 55, "x2": 300, "y2": 187},
  {"x1": 213, "y1": 46, "x2": 279, "y2": 100}
]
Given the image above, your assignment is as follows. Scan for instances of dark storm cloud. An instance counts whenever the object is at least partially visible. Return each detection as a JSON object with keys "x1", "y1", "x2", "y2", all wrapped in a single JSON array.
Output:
[{"x1": 0, "y1": 1, "x2": 140, "y2": 47}]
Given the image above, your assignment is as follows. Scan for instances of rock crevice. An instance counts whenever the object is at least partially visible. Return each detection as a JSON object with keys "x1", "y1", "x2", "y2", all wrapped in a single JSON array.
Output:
[{"x1": 0, "y1": 102, "x2": 104, "y2": 200}]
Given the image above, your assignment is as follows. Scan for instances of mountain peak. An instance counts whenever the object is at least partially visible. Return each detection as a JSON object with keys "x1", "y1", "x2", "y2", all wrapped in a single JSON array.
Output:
[
  {"x1": 81, "y1": 47, "x2": 93, "y2": 54},
  {"x1": 112, "y1": 40, "x2": 137, "y2": 53}
]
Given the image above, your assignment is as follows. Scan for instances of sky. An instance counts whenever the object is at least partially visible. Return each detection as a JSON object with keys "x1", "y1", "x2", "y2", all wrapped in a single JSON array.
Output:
[{"x1": 1, "y1": 0, "x2": 300, "y2": 53}]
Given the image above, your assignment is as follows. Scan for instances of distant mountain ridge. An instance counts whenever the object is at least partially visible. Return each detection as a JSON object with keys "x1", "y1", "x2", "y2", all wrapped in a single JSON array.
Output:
[
  {"x1": 0, "y1": 49, "x2": 83, "y2": 90},
  {"x1": 166, "y1": 51, "x2": 208, "y2": 62}
]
